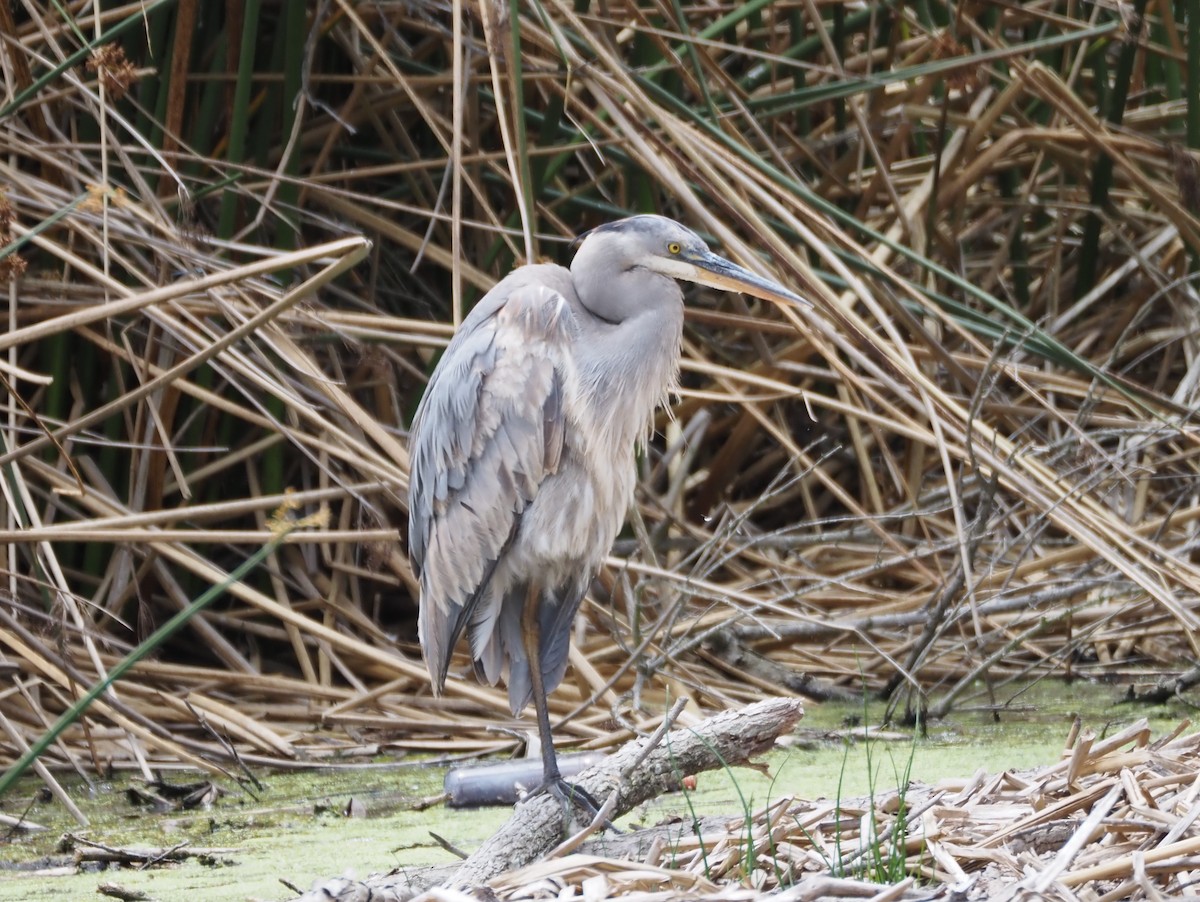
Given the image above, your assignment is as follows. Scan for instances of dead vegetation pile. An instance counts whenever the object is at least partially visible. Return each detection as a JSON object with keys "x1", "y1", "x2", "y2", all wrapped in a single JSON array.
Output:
[
  {"x1": 480, "y1": 717, "x2": 1200, "y2": 902},
  {"x1": 0, "y1": 0, "x2": 1197, "y2": 837}
]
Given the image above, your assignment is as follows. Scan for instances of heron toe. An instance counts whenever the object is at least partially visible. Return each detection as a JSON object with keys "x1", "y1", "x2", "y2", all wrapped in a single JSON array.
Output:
[
  {"x1": 524, "y1": 776, "x2": 619, "y2": 831},
  {"x1": 521, "y1": 774, "x2": 596, "y2": 810}
]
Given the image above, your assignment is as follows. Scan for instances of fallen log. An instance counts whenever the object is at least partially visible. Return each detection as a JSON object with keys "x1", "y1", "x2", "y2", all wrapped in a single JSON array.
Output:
[{"x1": 289, "y1": 697, "x2": 804, "y2": 901}]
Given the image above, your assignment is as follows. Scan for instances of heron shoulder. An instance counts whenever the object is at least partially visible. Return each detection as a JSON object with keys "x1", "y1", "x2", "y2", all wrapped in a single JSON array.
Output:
[
  {"x1": 491, "y1": 279, "x2": 577, "y2": 349},
  {"x1": 456, "y1": 263, "x2": 577, "y2": 332}
]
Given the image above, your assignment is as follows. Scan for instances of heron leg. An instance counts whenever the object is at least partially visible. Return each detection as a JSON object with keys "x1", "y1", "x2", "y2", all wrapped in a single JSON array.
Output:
[{"x1": 520, "y1": 583, "x2": 602, "y2": 818}]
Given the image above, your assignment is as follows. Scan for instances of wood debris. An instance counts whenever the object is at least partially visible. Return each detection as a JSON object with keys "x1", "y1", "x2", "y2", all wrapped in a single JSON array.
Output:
[
  {"x1": 291, "y1": 717, "x2": 1200, "y2": 902},
  {"x1": 487, "y1": 719, "x2": 1200, "y2": 900},
  {"x1": 64, "y1": 833, "x2": 238, "y2": 868}
]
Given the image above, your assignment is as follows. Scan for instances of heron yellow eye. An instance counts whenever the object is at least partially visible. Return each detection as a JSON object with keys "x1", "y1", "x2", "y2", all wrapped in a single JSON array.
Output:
[{"x1": 667, "y1": 242, "x2": 682, "y2": 254}]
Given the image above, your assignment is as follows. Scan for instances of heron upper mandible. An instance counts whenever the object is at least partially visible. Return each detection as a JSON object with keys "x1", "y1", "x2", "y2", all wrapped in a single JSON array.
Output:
[{"x1": 407, "y1": 214, "x2": 807, "y2": 807}]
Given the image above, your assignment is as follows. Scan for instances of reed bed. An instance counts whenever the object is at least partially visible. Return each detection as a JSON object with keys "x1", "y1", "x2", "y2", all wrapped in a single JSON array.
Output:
[{"x1": 0, "y1": 0, "x2": 1197, "y2": 812}]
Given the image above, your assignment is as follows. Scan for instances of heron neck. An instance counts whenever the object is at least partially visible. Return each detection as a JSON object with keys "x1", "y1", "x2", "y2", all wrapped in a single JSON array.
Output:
[{"x1": 571, "y1": 298, "x2": 684, "y2": 456}]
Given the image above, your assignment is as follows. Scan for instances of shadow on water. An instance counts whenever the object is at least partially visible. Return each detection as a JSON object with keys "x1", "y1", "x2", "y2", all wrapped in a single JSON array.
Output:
[{"x1": 0, "y1": 679, "x2": 1191, "y2": 901}]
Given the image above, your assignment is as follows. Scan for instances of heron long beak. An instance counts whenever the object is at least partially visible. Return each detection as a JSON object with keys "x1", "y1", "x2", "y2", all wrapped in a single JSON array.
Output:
[{"x1": 686, "y1": 250, "x2": 811, "y2": 308}]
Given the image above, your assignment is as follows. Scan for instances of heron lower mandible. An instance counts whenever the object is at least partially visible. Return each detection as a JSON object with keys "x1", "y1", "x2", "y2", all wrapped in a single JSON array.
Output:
[{"x1": 407, "y1": 215, "x2": 808, "y2": 808}]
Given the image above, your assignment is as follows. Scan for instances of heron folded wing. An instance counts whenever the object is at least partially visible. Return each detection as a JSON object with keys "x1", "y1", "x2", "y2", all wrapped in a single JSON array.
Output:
[{"x1": 409, "y1": 283, "x2": 575, "y2": 689}]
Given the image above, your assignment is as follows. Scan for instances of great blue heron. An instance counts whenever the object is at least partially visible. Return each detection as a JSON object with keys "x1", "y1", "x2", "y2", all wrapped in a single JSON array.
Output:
[{"x1": 407, "y1": 215, "x2": 807, "y2": 807}]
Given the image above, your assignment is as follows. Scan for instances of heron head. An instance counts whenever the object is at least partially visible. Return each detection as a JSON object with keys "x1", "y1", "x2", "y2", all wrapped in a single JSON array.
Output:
[{"x1": 573, "y1": 215, "x2": 809, "y2": 310}]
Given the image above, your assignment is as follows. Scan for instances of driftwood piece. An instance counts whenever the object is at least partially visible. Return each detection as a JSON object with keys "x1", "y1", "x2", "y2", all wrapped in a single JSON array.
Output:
[
  {"x1": 290, "y1": 697, "x2": 804, "y2": 901},
  {"x1": 65, "y1": 833, "x2": 237, "y2": 866},
  {"x1": 0, "y1": 812, "x2": 47, "y2": 832},
  {"x1": 453, "y1": 696, "x2": 803, "y2": 886},
  {"x1": 1125, "y1": 663, "x2": 1200, "y2": 704},
  {"x1": 97, "y1": 883, "x2": 156, "y2": 901}
]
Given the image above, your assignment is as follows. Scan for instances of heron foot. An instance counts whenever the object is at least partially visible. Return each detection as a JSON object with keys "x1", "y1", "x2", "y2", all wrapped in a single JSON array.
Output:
[
  {"x1": 545, "y1": 776, "x2": 601, "y2": 814},
  {"x1": 526, "y1": 777, "x2": 621, "y2": 833}
]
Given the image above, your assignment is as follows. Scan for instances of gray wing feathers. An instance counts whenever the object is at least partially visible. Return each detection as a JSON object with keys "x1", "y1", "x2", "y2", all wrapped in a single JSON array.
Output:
[{"x1": 409, "y1": 284, "x2": 574, "y2": 691}]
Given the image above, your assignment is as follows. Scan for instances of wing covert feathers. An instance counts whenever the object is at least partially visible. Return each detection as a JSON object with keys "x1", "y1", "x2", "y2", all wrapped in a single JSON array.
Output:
[{"x1": 409, "y1": 284, "x2": 573, "y2": 692}]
